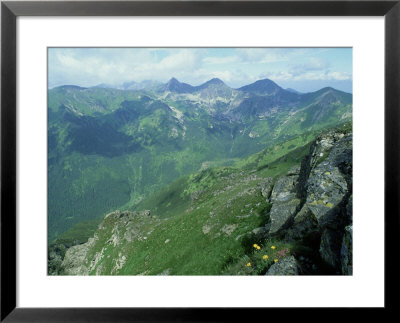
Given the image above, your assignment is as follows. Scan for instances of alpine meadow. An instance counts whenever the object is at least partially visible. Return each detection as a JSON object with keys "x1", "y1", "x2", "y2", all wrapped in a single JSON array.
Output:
[{"x1": 48, "y1": 48, "x2": 353, "y2": 275}]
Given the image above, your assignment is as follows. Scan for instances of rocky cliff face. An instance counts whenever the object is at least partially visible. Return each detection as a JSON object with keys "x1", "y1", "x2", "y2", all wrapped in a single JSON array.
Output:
[{"x1": 263, "y1": 129, "x2": 352, "y2": 274}]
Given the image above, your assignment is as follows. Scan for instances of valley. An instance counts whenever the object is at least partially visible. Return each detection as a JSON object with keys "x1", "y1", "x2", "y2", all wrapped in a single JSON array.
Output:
[{"x1": 48, "y1": 77, "x2": 352, "y2": 275}]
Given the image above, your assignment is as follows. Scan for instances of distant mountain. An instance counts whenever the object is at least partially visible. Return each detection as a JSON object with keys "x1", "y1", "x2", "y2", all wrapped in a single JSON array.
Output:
[
  {"x1": 57, "y1": 85, "x2": 87, "y2": 90},
  {"x1": 195, "y1": 77, "x2": 225, "y2": 90},
  {"x1": 238, "y1": 78, "x2": 282, "y2": 95},
  {"x1": 300, "y1": 87, "x2": 352, "y2": 106},
  {"x1": 48, "y1": 86, "x2": 143, "y2": 116},
  {"x1": 158, "y1": 77, "x2": 233, "y2": 95},
  {"x1": 286, "y1": 88, "x2": 302, "y2": 94},
  {"x1": 92, "y1": 83, "x2": 115, "y2": 89},
  {"x1": 159, "y1": 77, "x2": 195, "y2": 93}
]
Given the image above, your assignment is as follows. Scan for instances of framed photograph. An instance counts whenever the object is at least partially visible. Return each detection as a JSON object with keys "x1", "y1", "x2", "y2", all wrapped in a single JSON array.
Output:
[{"x1": 1, "y1": 0, "x2": 399, "y2": 321}]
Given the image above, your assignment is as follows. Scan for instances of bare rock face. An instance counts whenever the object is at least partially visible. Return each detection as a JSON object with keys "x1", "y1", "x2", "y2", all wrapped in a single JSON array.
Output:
[
  {"x1": 308, "y1": 134, "x2": 352, "y2": 272},
  {"x1": 269, "y1": 199, "x2": 301, "y2": 235},
  {"x1": 61, "y1": 234, "x2": 100, "y2": 275},
  {"x1": 284, "y1": 204, "x2": 318, "y2": 241},
  {"x1": 341, "y1": 225, "x2": 353, "y2": 275},
  {"x1": 265, "y1": 256, "x2": 301, "y2": 275},
  {"x1": 269, "y1": 175, "x2": 301, "y2": 234},
  {"x1": 61, "y1": 245, "x2": 89, "y2": 275},
  {"x1": 306, "y1": 165, "x2": 348, "y2": 228},
  {"x1": 270, "y1": 175, "x2": 298, "y2": 203},
  {"x1": 309, "y1": 131, "x2": 347, "y2": 169},
  {"x1": 258, "y1": 177, "x2": 274, "y2": 199},
  {"x1": 306, "y1": 134, "x2": 352, "y2": 230},
  {"x1": 319, "y1": 228, "x2": 342, "y2": 270}
]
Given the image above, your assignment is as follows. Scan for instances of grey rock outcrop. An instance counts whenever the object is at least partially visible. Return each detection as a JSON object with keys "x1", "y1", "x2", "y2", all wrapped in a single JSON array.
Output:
[
  {"x1": 306, "y1": 165, "x2": 348, "y2": 228},
  {"x1": 262, "y1": 128, "x2": 352, "y2": 274},
  {"x1": 269, "y1": 175, "x2": 301, "y2": 234},
  {"x1": 307, "y1": 133, "x2": 352, "y2": 272},
  {"x1": 61, "y1": 243, "x2": 91, "y2": 275},
  {"x1": 259, "y1": 177, "x2": 274, "y2": 199},
  {"x1": 319, "y1": 228, "x2": 342, "y2": 269},
  {"x1": 305, "y1": 133, "x2": 352, "y2": 230},
  {"x1": 265, "y1": 256, "x2": 301, "y2": 275},
  {"x1": 285, "y1": 204, "x2": 318, "y2": 241}
]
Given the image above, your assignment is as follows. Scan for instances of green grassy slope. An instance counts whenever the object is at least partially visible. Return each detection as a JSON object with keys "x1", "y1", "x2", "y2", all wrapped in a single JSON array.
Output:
[
  {"x1": 60, "y1": 129, "x2": 320, "y2": 275},
  {"x1": 48, "y1": 85, "x2": 352, "y2": 243}
]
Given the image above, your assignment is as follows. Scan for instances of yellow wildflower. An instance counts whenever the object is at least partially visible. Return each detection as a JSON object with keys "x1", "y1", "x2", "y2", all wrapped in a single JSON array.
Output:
[
  {"x1": 246, "y1": 262, "x2": 251, "y2": 267},
  {"x1": 256, "y1": 246, "x2": 261, "y2": 250},
  {"x1": 263, "y1": 255, "x2": 269, "y2": 260},
  {"x1": 274, "y1": 259, "x2": 278, "y2": 263},
  {"x1": 271, "y1": 246, "x2": 276, "y2": 250}
]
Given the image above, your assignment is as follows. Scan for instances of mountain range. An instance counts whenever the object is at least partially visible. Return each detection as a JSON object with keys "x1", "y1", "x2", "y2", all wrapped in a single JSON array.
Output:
[{"x1": 48, "y1": 77, "x2": 352, "y2": 250}]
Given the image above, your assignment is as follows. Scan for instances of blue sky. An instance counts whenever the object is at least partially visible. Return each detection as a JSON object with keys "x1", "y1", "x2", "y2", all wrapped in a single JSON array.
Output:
[{"x1": 48, "y1": 48, "x2": 352, "y2": 93}]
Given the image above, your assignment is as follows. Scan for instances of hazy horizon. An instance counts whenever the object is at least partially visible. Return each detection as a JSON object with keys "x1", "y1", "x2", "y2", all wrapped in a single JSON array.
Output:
[{"x1": 48, "y1": 47, "x2": 352, "y2": 93}]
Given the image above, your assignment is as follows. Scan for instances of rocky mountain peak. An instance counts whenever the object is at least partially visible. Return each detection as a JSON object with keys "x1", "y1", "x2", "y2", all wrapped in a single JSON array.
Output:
[
  {"x1": 162, "y1": 77, "x2": 195, "y2": 93},
  {"x1": 238, "y1": 78, "x2": 282, "y2": 95},
  {"x1": 203, "y1": 78, "x2": 224, "y2": 85}
]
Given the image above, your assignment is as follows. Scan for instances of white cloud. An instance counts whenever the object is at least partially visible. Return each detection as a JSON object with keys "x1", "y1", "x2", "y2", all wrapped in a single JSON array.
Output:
[
  {"x1": 290, "y1": 57, "x2": 330, "y2": 75},
  {"x1": 48, "y1": 48, "x2": 352, "y2": 91},
  {"x1": 158, "y1": 50, "x2": 201, "y2": 71},
  {"x1": 49, "y1": 48, "x2": 205, "y2": 87},
  {"x1": 260, "y1": 70, "x2": 351, "y2": 82},
  {"x1": 236, "y1": 48, "x2": 288, "y2": 63},
  {"x1": 202, "y1": 56, "x2": 239, "y2": 65}
]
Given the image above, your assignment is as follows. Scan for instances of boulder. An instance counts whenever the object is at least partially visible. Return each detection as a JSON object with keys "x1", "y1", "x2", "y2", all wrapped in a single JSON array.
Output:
[
  {"x1": 258, "y1": 177, "x2": 274, "y2": 199},
  {"x1": 269, "y1": 198, "x2": 300, "y2": 234},
  {"x1": 309, "y1": 131, "x2": 347, "y2": 169},
  {"x1": 306, "y1": 165, "x2": 347, "y2": 228},
  {"x1": 265, "y1": 256, "x2": 301, "y2": 275},
  {"x1": 270, "y1": 176, "x2": 298, "y2": 203},
  {"x1": 285, "y1": 204, "x2": 318, "y2": 241},
  {"x1": 269, "y1": 176, "x2": 300, "y2": 234},
  {"x1": 305, "y1": 133, "x2": 353, "y2": 229},
  {"x1": 327, "y1": 134, "x2": 352, "y2": 180}
]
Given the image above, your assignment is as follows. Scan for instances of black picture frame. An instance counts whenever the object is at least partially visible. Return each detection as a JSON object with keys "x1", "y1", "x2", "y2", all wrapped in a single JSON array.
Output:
[{"x1": 1, "y1": 0, "x2": 399, "y2": 321}]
